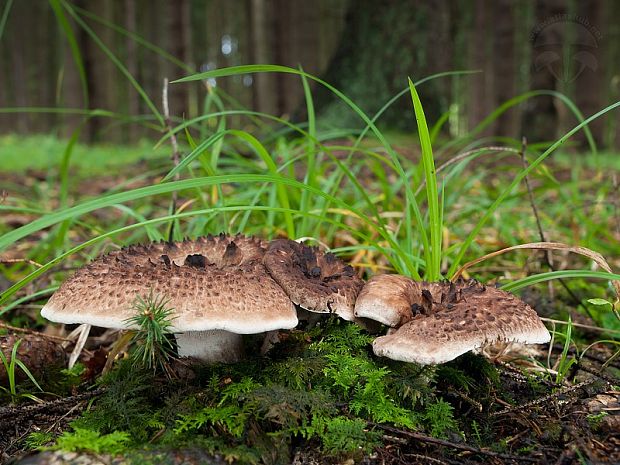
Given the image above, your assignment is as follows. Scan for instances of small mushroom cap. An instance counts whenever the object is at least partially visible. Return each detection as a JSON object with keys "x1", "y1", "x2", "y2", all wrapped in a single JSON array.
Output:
[
  {"x1": 263, "y1": 239, "x2": 364, "y2": 321},
  {"x1": 41, "y1": 236, "x2": 296, "y2": 334},
  {"x1": 354, "y1": 274, "x2": 445, "y2": 327},
  {"x1": 371, "y1": 278, "x2": 551, "y2": 365}
]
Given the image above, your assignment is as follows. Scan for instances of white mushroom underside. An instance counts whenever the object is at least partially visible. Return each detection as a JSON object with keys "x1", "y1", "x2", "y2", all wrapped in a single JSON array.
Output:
[
  {"x1": 40, "y1": 303, "x2": 298, "y2": 334},
  {"x1": 175, "y1": 330, "x2": 244, "y2": 364},
  {"x1": 372, "y1": 325, "x2": 551, "y2": 365},
  {"x1": 354, "y1": 298, "x2": 402, "y2": 326},
  {"x1": 296, "y1": 302, "x2": 356, "y2": 322}
]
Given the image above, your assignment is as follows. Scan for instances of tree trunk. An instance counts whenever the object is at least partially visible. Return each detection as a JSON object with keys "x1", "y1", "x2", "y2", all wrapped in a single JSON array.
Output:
[
  {"x1": 250, "y1": 0, "x2": 277, "y2": 116},
  {"x1": 315, "y1": 0, "x2": 448, "y2": 131},
  {"x1": 124, "y1": 0, "x2": 140, "y2": 141},
  {"x1": 165, "y1": 0, "x2": 191, "y2": 120},
  {"x1": 522, "y1": 0, "x2": 566, "y2": 144},
  {"x1": 573, "y1": 0, "x2": 605, "y2": 148},
  {"x1": 492, "y1": 0, "x2": 518, "y2": 138}
]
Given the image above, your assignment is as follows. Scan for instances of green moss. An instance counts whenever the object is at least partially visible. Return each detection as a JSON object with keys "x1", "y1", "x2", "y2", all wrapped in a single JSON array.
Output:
[
  {"x1": 23, "y1": 431, "x2": 54, "y2": 450},
  {"x1": 44, "y1": 321, "x2": 535, "y2": 463},
  {"x1": 422, "y1": 400, "x2": 460, "y2": 439},
  {"x1": 52, "y1": 427, "x2": 130, "y2": 455}
]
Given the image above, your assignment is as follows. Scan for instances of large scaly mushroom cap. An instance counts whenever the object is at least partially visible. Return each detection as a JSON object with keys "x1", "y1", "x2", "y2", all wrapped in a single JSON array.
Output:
[
  {"x1": 364, "y1": 277, "x2": 550, "y2": 365},
  {"x1": 41, "y1": 234, "x2": 296, "y2": 363},
  {"x1": 104, "y1": 233, "x2": 268, "y2": 268},
  {"x1": 262, "y1": 239, "x2": 365, "y2": 321}
]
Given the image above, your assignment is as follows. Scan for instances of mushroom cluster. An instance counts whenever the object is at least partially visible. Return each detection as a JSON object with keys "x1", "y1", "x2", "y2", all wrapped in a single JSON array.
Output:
[
  {"x1": 41, "y1": 234, "x2": 550, "y2": 367},
  {"x1": 41, "y1": 234, "x2": 364, "y2": 363},
  {"x1": 354, "y1": 274, "x2": 551, "y2": 365}
]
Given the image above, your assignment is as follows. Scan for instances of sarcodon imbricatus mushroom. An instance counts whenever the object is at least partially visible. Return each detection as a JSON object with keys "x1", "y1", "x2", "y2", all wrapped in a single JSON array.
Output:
[
  {"x1": 354, "y1": 274, "x2": 551, "y2": 365},
  {"x1": 41, "y1": 234, "x2": 364, "y2": 363}
]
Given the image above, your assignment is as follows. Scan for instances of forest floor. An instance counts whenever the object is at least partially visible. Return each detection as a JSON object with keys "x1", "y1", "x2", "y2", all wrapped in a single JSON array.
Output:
[{"x1": 1, "y1": 138, "x2": 619, "y2": 465}]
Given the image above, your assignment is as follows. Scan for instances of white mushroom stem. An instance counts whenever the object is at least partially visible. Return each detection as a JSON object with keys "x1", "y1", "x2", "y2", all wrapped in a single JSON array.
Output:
[{"x1": 175, "y1": 330, "x2": 244, "y2": 364}]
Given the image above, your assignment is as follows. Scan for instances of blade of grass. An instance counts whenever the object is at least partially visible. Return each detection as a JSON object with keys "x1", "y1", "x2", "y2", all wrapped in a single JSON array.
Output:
[
  {"x1": 442, "y1": 90, "x2": 598, "y2": 157},
  {"x1": 0, "y1": 205, "x2": 384, "y2": 305},
  {"x1": 409, "y1": 78, "x2": 440, "y2": 281},
  {"x1": 14, "y1": 359, "x2": 44, "y2": 392},
  {"x1": 0, "y1": 107, "x2": 161, "y2": 130},
  {"x1": 71, "y1": 3, "x2": 194, "y2": 73},
  {"x1": 173, "y1": 65, "x2": 420, "y2": 273},
  {"x1": 501, "y1": 269, "x2": 620, "y2": 292},
  {"x1": 61, "y1": 0, "x2": 163, "y2": 125},
  {"x1": 0, "y1": 174, "x2": 398, "y2": 258},
  {"x1": 0, "y1": 286, "x2": 58, "y2": 315},
  {"x1": 51, "y1": 124, "x2": 86, "y2": 252},
  {"x1": 299, "y1": 65, "x2": 317, "y2": 236},
  {"x1": 0, "y1": 0, "x2": 13, "y2": 42},
  {"x1": 50, "y1": 0, "x2": 89, "y2": 105},
  {"x1": 163, "y1": 128, "x2": 295, "y2": 237}
]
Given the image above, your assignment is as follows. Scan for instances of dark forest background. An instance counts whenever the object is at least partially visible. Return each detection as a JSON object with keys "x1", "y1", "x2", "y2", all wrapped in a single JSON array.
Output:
[{"x1": 1, "y1": 0, "x2": 619, "y2": 149}]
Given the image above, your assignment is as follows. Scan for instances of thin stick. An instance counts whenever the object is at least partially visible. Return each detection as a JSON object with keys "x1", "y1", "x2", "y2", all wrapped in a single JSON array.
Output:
[
  {"x1": 541, "y1": 317, "x2": 620, "y2": 336},
  {"x1": 491, "y1": 379, "x2": 595, "y2": 416},
  {"x1": 0, "y1": 322, "x2": 71, "y2": 342},
  {"x1": 519, "y1": 138, "x2": 593, "y2": 314},
  {"x1": 371, "y1": 422, "x2": 539, "y2": 462},
  {"x1": 0, "y1": 258, "x2": 43, "y2": 268},
  {"x1": 520, "y1": 138, "x2": 548, "y2": 251}
]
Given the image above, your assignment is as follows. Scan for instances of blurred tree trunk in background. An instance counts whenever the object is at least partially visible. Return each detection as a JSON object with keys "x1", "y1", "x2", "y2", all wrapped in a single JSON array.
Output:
[
  {"x1": 314, "y1": 0, "x2": 451, "y2": 130},
  {"x1": 85, "y1": 0, "x2": 115, "y2": 140},
  {"x1": 573, "y1": 0, "x2": 605, "y2": 147},
  {"x1": 165, "y1": 0, "x2": 191, "y2": 119},
  {"x1": 0, "y1": 0, "x2": 618, "y2": 149},
  {"x1": 251, "y1": 0, "x2": 277, "y2": 116},
  {"x1": 493, "y1": 0, "x2": 518, "y2": 138},
  {"x1": 468, "y1": 0, "x2": 494, "y2": 138},
  {"x1": 523, "y1": 0, "x2": 565, "y2": 144},
  {"x1": 124, "y1": 0, "x2": 139, "y2": 141},
  {"x1": 6, "y1": 1, "x2": 30, "y2": 132}
]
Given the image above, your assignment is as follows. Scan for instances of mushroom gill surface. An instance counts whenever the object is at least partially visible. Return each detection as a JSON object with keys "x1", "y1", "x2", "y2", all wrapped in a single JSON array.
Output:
[{"x1": 262, "y1": 238, "x2": 365, "y2": 321}]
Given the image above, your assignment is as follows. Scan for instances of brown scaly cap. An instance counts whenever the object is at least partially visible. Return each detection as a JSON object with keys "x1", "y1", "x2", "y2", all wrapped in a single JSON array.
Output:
[
  {"x1": 262, "y1": 239, "x2": 365, "y2": 321},
  {"x1": 354, "y1": 274, "x2": 446, "y2": 327},
  {"x1": 41, "y1": 235, "x2": 296, "y2": 333},
  {"x1": 104, "y1": 233, "x2": 267, "y2": 268},
  {"x1": 371, "y1": 278, "x2": 551, "y2": 365}
]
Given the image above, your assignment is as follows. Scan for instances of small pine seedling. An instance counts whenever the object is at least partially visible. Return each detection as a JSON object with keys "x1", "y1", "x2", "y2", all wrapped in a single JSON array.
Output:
[{"x1": 125, "y1": 291, "x2": 177, "y2": 375}]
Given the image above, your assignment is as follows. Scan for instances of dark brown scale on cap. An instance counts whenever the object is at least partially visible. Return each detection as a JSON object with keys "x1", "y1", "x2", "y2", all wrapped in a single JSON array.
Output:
[
  {"x1": 221, "y1": 241, "x2": 242, "y2": 267},
  {"x1": 184, "y1": 254, "x2": 207, "y2": 268},
  {"x1": 263, "y1": 239, "x2": 364, "y2": 321},
  {"x1": 160, "y1": 254, "x2": 172, "y2": 267}
]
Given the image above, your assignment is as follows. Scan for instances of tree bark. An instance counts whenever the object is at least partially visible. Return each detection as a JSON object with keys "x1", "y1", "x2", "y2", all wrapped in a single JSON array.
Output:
[
  {"x1": 522, "y1": 0, "x2": 566, "y2": 144},
  {"x1": 573, "y1": 0, "x2": 605, "y2": 148},
  {"x1": 124, "y1": 0, "x2": 140, "y2": 141},
  {"x1": 165, "y1": 0, "x2": 191, "y2": 120},
  {"x1": 493, "y1": 0, "x2": 518, "y2": 138}
]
